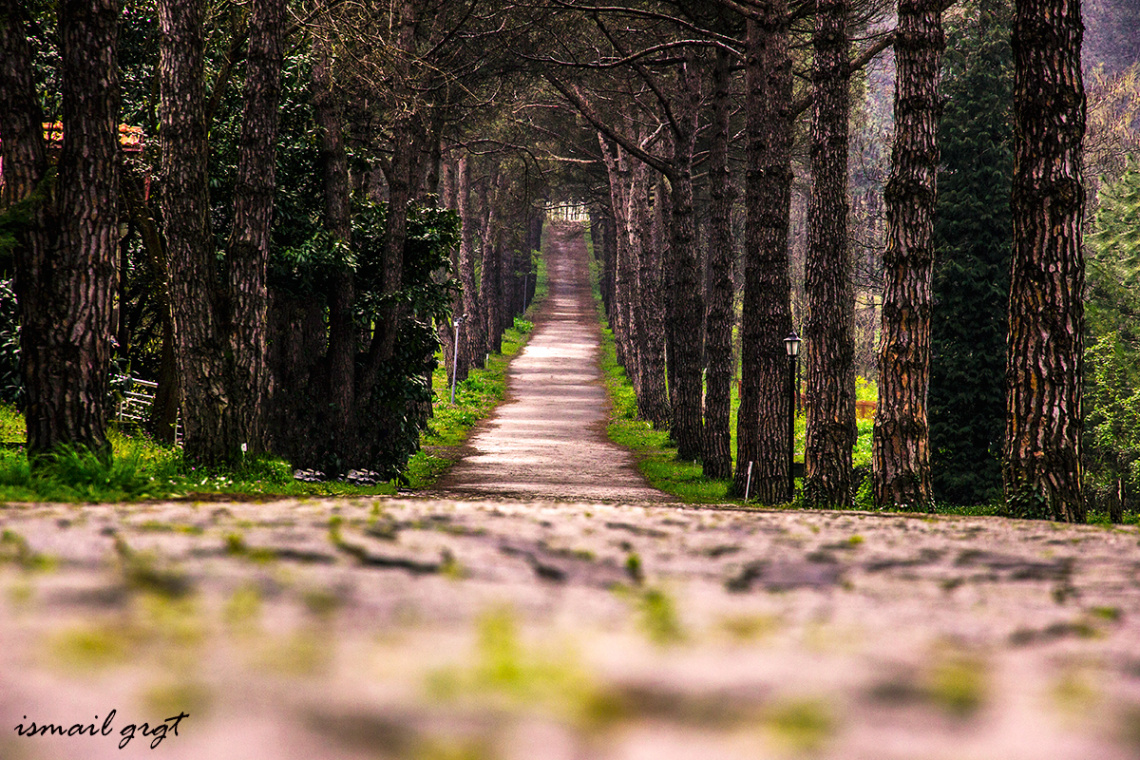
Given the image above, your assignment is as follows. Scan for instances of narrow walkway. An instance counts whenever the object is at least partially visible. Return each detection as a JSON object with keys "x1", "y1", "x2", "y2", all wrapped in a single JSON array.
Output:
[{"x1": 434, "y1": 223, "x2": 672, "y2": 503}]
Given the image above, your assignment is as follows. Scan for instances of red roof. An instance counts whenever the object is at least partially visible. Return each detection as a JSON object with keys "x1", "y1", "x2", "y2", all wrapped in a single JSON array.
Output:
[{"x1": 39, "y1": 122, "x2": 145, "y2": 152}]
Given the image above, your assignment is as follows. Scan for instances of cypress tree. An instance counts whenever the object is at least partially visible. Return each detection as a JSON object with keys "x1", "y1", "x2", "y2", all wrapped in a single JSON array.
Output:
[{"x1": 928, "y1": 0, "x2": 1013, "y2": 505}]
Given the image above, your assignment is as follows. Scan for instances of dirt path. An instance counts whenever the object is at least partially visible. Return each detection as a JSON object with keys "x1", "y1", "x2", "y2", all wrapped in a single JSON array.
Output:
[{"x1": 433, "y1": 223, "x2": 670, "y2": 504}]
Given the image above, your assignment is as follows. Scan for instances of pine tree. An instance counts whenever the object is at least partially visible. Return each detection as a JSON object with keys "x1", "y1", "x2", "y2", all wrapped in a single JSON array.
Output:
[
  {"x1": 928, "y1": 0, "x2": 1013, "y2": 505},
  {"x1": 872, "y1": 0, "x2": 945, "y2": 509},
  {"x1": 1003, "y1": 0, "x2": 1087, "y2": 522},
  {"x1": 1084, "y1": 159, "x2": 1140, "y2": 505}
]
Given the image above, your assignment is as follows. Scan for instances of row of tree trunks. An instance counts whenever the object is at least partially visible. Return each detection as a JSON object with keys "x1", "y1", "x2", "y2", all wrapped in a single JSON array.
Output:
[
  {"x1": 632, "y1": 166, "x2": 670, "y2": 429},
  {"x1": 1003, "y1": 0, "x2": 1087, "y2": 521},
  {"x1": 436, "y1": 152, "x2": 541, "y2": 390},
  {"x1": 480, "y1": 171, "x2": 504, "y2": 356},
  {"x1": 733, "y1": 9, "x2": 795, "y2": 504},
  {"x1": 1, "y1": 0, "x2": 121, "y2": 463},
  {"x1": 599, "y1": 135, "x2": 634, "y2": 371},
  {"x1": 159, "y1": 0, "x2": 285, "y2": 467},
  {"x1": 873, "y1": 0, "x2": 944, "y2": 509},
  {"x1": 804, "y1": 0, "x2": 857, "y2": 507}
]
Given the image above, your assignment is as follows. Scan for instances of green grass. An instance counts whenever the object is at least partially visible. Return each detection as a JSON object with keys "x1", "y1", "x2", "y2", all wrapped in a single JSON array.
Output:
[{"x1": 0, "y1": 407, "x2": 399, "y2": 503}]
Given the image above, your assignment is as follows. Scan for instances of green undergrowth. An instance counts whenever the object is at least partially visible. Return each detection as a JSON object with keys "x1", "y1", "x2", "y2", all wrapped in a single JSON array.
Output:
[{"x1": 0, "y1": 404, "x2": 398, "y2": 503}]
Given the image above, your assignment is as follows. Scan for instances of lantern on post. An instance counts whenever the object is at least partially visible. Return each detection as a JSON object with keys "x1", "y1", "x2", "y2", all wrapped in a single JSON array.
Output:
[{"x1": 784, "y1": 332, "x2": 801, "y2": 502}]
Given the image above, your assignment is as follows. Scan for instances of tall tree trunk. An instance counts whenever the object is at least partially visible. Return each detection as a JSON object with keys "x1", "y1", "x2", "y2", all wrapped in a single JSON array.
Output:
[
  {"x1": 599, "y1": 134, "x2": 634, "y2": 370},
  {"x1": 602, "y1": 209, "x2": 618, "y2": 325},
  {"x1": 632, "y1": 164, "x2": 670, "y2": 428},
  {"x1": 1, "y1": 1, "x2": 50, "y2": 451},
  {"x1": 480, "y1": 174, "x2": 504, "y2": 355},
  {"x1": 224, "y1": 0, "x2": 285, "y2": 456},
  {"x1": 458, "y1": 155, "x2": 485, "y2": 370},
  {"x1": 804, "y1": 0, "x2": 857, "y2": 507},
  {"x1": 360, "y1": 0, "x2": 416, "y2": 395},
  {"x1": 47, "y1": 0, "x2": 121, "y2": 460},
  {"x1": 657, "y1": 174, "x2": 677, "y2": 417},
  {"x1": 669, "y1": 168, "x2": 704, "y2": 461},
  {"x1": 734, "y1": 10, "x2": 795, "y2": 503},
  {"x1": 1003, "y1": 0, "x2": 1086, "y2": 522},
  {"x1": 311, "y1": 35, "x2": 356, "y2": 455},
  {"x1": 2, "y1": 0, "x2": 121, "y2": 462},
  {"x1": 160, "y1": 0, "x2": 229, "y2": 465},
  {"x1": 873, "y1": 0, "x2": 944, "y2": 509},
  {"x1": 704, "y1": 45, "x2": 736, "y2": 480},
  {"x1": 667, "y1": 63, "x2": 705, "y2": 462}
]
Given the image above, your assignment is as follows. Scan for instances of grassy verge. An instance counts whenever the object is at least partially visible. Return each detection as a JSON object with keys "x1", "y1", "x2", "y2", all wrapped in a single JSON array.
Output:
[
  {"x1": 396, "y1": 249, "x2": 549, "y2": 489},
  {"x1": 584, "y1": 230, "x2": 738, "y2": 505},
  {"x1": 0, "y1": 407, "x2": 397, "y2": 503},
  {"x1": 0, "y1": 250, "x2": 548, "y2": 504}
]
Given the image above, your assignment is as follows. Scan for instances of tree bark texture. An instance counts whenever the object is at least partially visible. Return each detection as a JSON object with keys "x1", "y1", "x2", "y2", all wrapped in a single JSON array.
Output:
[
  {"x1": 457, "y1": 155, "x2": 485, "y2": 371},
  {"x1": 632, "y1": 164, "x2": 670, "y2": 429},
  {"x1": 0, "y1": 1, "x2": 50, "y2": 452},
  {"x1": 733, "y1": 11, "x2": 795, "y2": 503},
  {"x1": 3, "y1": 0, "x2": 121, "y2": 461},
  {"x1": 225, "y1": 0, "x2": 285, "y2": 456},
  {"x1": 311, "y1": 36, "x2": 356, "y2": 455},
  {"x1": 29, "y1": 0, "x2": 120, "y2": 461},
  {"x1": 704, "y1": 45, "x2": 736, "y2": 480},
  {"x1": 1003, "y1": 0, "x2": 1087, "y2": 522},
  {"x1": 873, "y1": 0, "x2": 944, "y2": 509},
  {"x1": 599, "y1": 134, "x2": 634, "y2": 371},
  {"x1": 804, "y1": 0, "x2": 857, "y2": 507},
  {"x1": 159, "y1": 0, "x2": 229, "y2": 465},
  {"x1": 602, "y1": 209, "x2": 618, "y2": 328},
  {"x1": 666, "y1": 65, "x2": 705, "y2": 462}
]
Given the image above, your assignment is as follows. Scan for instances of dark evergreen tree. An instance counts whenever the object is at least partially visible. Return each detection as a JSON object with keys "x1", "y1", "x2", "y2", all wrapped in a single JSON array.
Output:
[{"x1": 929, "y1": 0, "x2": 1013, "y2": 506}]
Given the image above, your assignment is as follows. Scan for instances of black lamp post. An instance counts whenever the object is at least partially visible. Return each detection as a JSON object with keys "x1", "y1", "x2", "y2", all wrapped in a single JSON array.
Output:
[{"x1": 784, "y1": 331, "x2": 801, "y2": 502}]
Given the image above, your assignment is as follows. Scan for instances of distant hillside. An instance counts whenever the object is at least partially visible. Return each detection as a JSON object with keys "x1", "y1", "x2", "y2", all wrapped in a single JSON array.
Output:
[{"x1": 1084, "y1": 0, "x2": 1140, "y2": 74}]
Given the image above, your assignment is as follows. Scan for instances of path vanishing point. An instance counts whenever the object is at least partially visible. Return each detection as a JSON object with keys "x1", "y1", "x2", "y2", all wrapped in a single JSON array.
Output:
[{"x1": 434, "y1": 223, "x2": 670, "y2": 504}]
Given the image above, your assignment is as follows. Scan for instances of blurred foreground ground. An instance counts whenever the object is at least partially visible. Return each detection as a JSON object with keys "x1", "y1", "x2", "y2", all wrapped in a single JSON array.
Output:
[{"x1": 3, "y1": 496, "x2": 1140, "y2": 760}]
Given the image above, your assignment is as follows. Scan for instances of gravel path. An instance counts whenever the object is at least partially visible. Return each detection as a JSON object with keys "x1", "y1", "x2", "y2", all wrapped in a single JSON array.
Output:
[
  {"x1": 3, "y1": 499, "x2": 1140, "y2": 760},
  {"x1": 3, "y1": 224, "x2": 1140, "y2": 760},
  {"x1": 432, "y1": 223, "x2": 670, "y2": 504}
]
